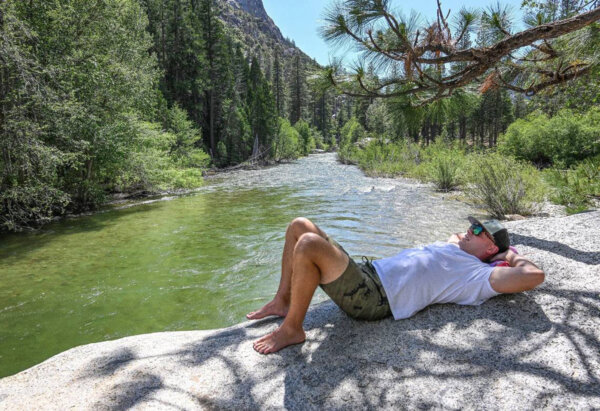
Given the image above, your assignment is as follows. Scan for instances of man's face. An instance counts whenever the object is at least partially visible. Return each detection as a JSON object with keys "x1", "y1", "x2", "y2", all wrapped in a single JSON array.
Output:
[{"x1": 457, "y1": 225, "x2": 499, "y2": 261}]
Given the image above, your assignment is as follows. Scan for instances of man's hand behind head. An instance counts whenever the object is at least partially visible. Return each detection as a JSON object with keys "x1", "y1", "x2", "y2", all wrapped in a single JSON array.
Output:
[{"x1": 490, "y1": 249, "x2": 510, "y2": 262}]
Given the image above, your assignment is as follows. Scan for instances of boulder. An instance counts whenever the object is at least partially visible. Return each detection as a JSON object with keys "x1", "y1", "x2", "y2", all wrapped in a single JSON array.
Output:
[{"x1": 1, "y1": 211, "x2": 599, "y2": 410}]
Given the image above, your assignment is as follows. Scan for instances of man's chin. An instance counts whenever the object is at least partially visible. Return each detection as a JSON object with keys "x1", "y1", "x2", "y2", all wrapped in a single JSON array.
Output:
[{"x1": 460, "y1": 245, "x2": 477, "y2": 258}]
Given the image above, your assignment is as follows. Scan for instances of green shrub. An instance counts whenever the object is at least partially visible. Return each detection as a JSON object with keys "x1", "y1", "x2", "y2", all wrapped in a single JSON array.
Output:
[
  {"x1": 272, "y1": 118, "x2": 299, "y2": 161},
  {"x1": 294, "y1": 120, "x2": 315, "y2": 155},
  {"x1": 542, "y1": 155, "x2": 600, "y2": 214},
  {"x1": 116, "y1": 119, "x2": 207, "y2": 192},
  {"x1": 342, "y1": 140, "x2": 420, "y2": 177},
  {"x1": 430, "y1": 152, "x2": 461, "y2": 191},
  {"x1": 337, "y1": 144, "x2": 357, "y2": 164},
  {"x1": 339, "y1": 117, "x2": 367, "y2": 147},
  {"x1": 499, "y1": 108, "x2": 600, "y2": 168},
  {"x1": 312, "y1": 129, "x2": 326, "y2": 150},
  {"x1": 153, "y1": 168, "x2": 205, "y2": 190},
  {"x1": 466, "y1": 153, "x2": 544, "y2": 218},
  {"x1": 417, "y1": 138, "x2": 467, "y2": 190},
  {"x1": 0, "y1": 185, "x2": 70, "y2": 231}
]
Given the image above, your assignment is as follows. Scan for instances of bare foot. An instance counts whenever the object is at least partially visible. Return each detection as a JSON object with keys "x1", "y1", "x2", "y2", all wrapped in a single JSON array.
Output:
[
  {"x1": 253, "y1": 326, "x2": 306, "y2": 354},
  {"x1": 246, "y1": 298, "x2": 289, "y2": 320}
]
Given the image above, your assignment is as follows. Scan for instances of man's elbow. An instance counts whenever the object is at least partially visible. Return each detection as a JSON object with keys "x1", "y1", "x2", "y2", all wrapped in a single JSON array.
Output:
[{"x1": 527, "y1": 267, "x2": 545, "y2": 288}]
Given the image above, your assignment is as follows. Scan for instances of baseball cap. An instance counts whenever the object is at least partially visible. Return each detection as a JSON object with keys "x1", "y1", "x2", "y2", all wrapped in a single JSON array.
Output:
[{"x1": 468, "y1": 216, "x2": 510, "y2": 252}]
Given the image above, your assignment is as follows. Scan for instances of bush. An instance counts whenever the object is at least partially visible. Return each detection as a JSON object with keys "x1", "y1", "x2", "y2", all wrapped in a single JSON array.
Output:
[
  {"x1": 499, "y1": 108, "x2": 600, "y2": 168},
  {"x1": 0, "y1": 185, "x2": 70, "y2": 231},
  {"x1": 340, "y1": 140, "x2": 421, "y2": 177},
  {"x1": 466, "y1": 153, "x2": 544, "y2": 218},
  {"x1": 116, "y1": 119, "x2": 207, "y2": 192},
  {"x1": 153, "y1": 168, "x2": 205, "y2": 190},
  {"x1": 312, "y1": 128, "x2": 328, "y2": 151},
  {"x1": 419, "y1": 138, "x2": 467, "y2": 190},
  {"x1": 272, "y1": 118, "x2": 299, "y2": 161},
  {"x1": 542, "y1": 155, "x2": 600, "y2": 214},
  {"x1": 430, "y1": 153, "x2": 461, "y2": 191},
  {"x1": 339, "y1": 117, "x2": 367, "y2": 148},
  {"x1": 294, "y1": 120, "x2": 315, "y2": 155}
]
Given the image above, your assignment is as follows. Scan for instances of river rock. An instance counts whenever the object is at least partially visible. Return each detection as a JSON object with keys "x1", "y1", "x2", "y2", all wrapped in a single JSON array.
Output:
[{"x1": 1, "y1": 211, "x2": 599, "y2": 410}]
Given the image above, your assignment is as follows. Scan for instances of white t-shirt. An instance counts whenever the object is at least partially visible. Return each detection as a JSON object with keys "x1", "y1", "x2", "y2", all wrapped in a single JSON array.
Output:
[{"x1": 372, "y1": 241, "x2": 500, "y2": 320}]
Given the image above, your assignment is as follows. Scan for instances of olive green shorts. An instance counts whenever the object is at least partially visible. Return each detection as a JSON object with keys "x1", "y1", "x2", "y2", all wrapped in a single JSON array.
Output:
[{"x1": 320, "y1": 237, "x2": 392, "y2": 321}]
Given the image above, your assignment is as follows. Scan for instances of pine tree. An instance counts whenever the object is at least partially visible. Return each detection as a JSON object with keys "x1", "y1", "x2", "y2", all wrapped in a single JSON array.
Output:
[
  {"x1": 289, "y1": 52, "x2": 307, "y2": 124},
  {"x1": 199, "y1": 0, "x2": 229, "y2": 158},
  {"x1": 247, "y1": 57, "x2": 277, "y2": 154},
  {"x1": 219, "y1": 41, "x2": 252, "y2": 165},
  {"x1": 272, "y1": 52, "x2": 286, "y2": 118},
  {"x1": 143, "y1": 0, "x2": 207, "y2": 124}
]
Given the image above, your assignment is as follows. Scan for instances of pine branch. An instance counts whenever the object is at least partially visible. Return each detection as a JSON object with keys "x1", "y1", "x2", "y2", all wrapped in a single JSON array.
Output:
[{"x1": 321, "y1": 2, "x2": 600, "y2": 105}]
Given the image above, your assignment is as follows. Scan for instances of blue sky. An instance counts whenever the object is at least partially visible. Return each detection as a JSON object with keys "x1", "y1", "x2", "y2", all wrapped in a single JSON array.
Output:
[{"x1": 263, "y1": 0, "x2": 526, "y2": 66}]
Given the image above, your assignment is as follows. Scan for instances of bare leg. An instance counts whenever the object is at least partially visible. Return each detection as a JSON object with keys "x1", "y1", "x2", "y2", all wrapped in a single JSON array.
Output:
[
  {"x1": 253, "y1": 232, "x2": 349, "y2": 354},
  {"x1": 246, "y1": 217, "x2": 328, "y2": 320}
]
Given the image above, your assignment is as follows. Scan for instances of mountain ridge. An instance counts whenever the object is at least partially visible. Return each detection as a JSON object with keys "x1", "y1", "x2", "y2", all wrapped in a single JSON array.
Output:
[{"x1": 220, "y1": 0, "x2": 318, "y2": 68}]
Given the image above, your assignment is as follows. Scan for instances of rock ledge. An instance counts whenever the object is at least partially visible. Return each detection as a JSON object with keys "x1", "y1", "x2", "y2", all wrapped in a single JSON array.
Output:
[{"x1": 1, "y1": 211, "x2": 599, "y2": 410}]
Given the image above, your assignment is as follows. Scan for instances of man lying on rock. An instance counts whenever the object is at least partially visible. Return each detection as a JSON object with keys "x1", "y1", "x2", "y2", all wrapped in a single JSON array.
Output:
[{"x1": 247, "y1": 217, "x2": 545, "y2": 354}]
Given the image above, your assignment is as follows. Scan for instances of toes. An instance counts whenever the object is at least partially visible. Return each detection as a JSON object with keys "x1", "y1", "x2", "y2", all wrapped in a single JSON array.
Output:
[
  {"x1": 247, "y1": 310, "x2": 266, "y2": 320},
  {"x1": 255, "y1": 335, "x2": 268, "y2": 344},
  {"x1": 253, "y1": 338, "x2": 269, "y2": 352},
  {"x1": 256, "y1": 344, "x2": 269, "y2": 354},
  {"x1": 253, "y1": 336, "x2": 274, "y2": 354}
]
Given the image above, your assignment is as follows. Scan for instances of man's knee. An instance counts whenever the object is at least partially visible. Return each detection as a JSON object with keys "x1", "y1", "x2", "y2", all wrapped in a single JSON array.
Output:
[
  {"x1": 294, "y1": 232, "x2": 322, "y2": 256},
  {"x1": 288, "y1": 217, "x2": 313, "y2": 237}
]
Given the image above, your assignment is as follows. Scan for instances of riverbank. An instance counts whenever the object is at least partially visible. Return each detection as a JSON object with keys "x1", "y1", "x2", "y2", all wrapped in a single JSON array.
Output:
[
  {"x1": 339, "y1": 140, "x2": 600, "y2": 218},
  {"x1": 0, "y1": 155, "x2": 315, "y2": 234},
  {"x1": 1, "y1": 210, "x2": 598, "y2": 409}
]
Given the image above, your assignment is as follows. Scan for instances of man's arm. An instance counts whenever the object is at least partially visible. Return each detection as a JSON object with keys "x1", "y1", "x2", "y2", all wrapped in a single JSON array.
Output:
[{"x1": 489, "y1": 249, "x2": 545, "y2": 293}]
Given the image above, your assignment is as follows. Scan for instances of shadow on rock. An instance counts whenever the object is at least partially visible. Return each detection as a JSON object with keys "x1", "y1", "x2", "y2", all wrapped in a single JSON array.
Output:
[
  {"x1": 282, "y1": 290, "x2": 598, "y2": 408},
  {"x1": 175, "y1": 326, "x2": 272, "y2": 409},
  {"x1": 78, "y1": 347, "x2": 137, "y2": 379},
  {"x1": 92, "y1": 372, "x2": 163, "y2": 409},
  {"x1": 511, "y1": 233, "x2": 600, "y2": 265},
  {"x1": 74, "y1": 285, "x2": 599, "y2": 408}
]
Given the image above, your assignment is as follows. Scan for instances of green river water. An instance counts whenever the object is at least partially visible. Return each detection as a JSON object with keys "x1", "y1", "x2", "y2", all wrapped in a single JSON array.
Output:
[{"x1": 0, "y1": 153, "x2": 486, "y2": 378}]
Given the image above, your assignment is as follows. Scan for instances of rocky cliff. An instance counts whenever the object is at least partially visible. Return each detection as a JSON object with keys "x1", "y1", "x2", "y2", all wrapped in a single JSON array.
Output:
[
  {"x1": 221, "y1": 0, "x2": 317, "y2": 68},
  {"x1": 226, "y1": 0, "x2": 272, "y2": 26}
]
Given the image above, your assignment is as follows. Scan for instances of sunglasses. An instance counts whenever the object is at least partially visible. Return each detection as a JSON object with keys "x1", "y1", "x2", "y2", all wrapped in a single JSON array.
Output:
[
  {"x1": 470, "y1": 223, "x2": 496, "y2": 243},
  {"x1": 469, "y1": 223, "x2": 485, "y2": 236}
]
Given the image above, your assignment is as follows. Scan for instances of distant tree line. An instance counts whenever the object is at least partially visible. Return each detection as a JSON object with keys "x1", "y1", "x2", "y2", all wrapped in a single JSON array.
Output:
[
  {"x1": 330, "y1": 0, "x2": 599, "y2": 148},
  {"x1": 0, "y1": 0, "x2": 338, "y2": 231}
]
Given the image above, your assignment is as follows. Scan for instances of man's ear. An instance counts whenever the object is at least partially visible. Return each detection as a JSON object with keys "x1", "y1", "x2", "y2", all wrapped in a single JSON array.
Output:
[{"x1": 487, "y1": 244, "x2": 499, "y2": 259}]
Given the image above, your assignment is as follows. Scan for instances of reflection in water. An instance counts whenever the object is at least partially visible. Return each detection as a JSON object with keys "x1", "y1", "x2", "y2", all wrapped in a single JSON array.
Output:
[{"x1": 0, "y1": 153, "x2": 486, "y2": 377}]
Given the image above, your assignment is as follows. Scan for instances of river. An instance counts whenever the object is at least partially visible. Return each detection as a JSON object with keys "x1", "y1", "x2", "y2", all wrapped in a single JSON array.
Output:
[{"x1": 0, "y1": 153, "x2": 488, "y2": 377}]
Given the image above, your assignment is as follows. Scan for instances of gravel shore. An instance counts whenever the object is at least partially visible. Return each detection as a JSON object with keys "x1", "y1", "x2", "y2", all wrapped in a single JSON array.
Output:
[{"x1": 0, "y1": 210, "x2": 598, "y2": 410}]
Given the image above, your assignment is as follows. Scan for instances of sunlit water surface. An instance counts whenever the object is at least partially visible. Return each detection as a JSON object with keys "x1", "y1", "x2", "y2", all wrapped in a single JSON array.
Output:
[{"x1": 0, "y1": 153, "x2": 487, "y2": 377}]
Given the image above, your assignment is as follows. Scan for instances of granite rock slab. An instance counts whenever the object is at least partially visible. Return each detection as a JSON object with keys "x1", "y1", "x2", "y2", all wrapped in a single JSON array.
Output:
[{"x1": 1, "y1": 211, "x2": 599, "y2": 410}]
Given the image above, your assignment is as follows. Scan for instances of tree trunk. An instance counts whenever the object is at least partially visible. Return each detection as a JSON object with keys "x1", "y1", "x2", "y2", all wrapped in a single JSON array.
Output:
[{"x1": 206, "y1": 0, "x2": 216, "y2": 156}]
